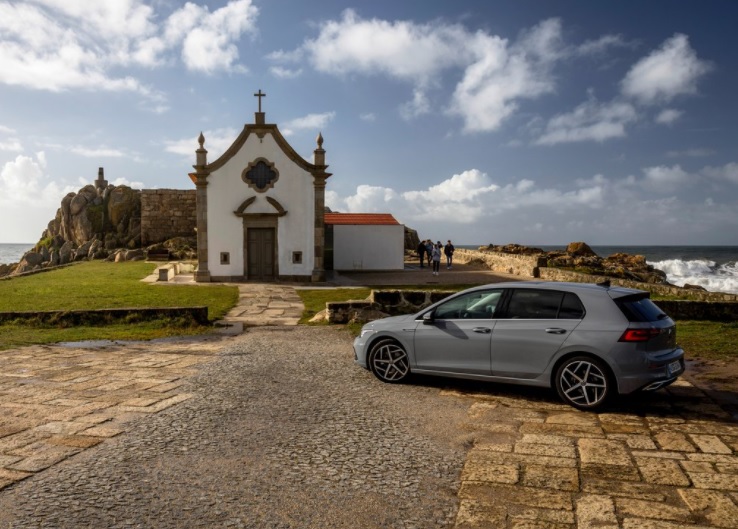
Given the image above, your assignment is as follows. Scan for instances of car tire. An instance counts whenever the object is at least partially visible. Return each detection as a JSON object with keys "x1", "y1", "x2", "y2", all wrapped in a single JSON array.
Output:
[
  {"x1": 368, "y1": 339, "x2": 410, "y2": 383},
  {"x1": 555, "y1": 355, "x2": 611, "y2": 410}
]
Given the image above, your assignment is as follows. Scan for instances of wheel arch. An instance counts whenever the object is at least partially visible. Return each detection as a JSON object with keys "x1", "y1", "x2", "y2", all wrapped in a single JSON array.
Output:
[{"x1": 550, "y1": 351, "x2": 620, "y2": 394}]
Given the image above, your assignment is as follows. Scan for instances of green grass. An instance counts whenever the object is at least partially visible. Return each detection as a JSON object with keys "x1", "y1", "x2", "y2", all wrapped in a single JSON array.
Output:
[
  {"x1": 297, "y1": 288, "x2": 372, "y2": 324},
  {"x1": 0, "y1": 261, "x2": 239, "y2": 349},
  {"x1": 677, "y1": 320, "x2": 738, "y2": 361}
]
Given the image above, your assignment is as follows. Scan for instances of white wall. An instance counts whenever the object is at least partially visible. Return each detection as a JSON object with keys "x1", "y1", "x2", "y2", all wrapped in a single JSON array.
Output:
[
  {"x1": 206, "y1": 132, "x2": 314, "y2": 278},
  {"x1": 332, "y1": 224, "x2": 404, "y2": 270}
]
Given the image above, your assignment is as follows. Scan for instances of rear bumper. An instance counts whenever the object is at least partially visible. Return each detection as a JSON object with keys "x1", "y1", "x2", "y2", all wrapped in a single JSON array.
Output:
[{"x1": 617, "y1": 348, "x2": 685, "y2": 394}]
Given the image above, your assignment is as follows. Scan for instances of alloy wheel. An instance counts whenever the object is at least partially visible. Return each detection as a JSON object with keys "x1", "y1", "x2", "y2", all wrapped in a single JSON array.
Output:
[
  {"x1": 556, "y1": 358, "x2": 609, "y2": 409},
  {"x1": 370, "y1": 340, "x2": 410, "y2": 383}
]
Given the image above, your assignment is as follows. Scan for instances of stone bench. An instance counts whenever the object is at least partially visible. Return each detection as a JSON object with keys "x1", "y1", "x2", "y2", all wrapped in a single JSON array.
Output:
[{"x1": 158, "y1": 264, "x2": 176, "y2": 282}]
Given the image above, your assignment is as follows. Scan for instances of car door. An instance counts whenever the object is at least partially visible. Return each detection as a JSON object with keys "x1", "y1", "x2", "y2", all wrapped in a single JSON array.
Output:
[
  {"x1": 413, "y1": 289, "x2": 502, "y2": 375},
  {"x1": 491, "y1": 289, "x2": 584, "y2": 379}
]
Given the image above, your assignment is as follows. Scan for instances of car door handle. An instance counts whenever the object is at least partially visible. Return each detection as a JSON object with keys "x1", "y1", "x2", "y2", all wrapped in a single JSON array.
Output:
[
  {"x1": 545, "y1": 328, "x2": 567, "y2": 334},
  {"x1": 472, "y1": 327, "x2": 492, "y2": 334}
]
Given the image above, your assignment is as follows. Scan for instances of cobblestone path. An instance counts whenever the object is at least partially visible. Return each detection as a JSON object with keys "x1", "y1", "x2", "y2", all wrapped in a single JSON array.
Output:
[{"x1": 2, "y1": 323, "x2": 738, "y2": 528}]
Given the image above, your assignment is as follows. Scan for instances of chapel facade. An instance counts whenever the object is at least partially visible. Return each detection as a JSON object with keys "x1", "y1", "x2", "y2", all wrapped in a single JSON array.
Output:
[{"x1": 192, "y1": 92, "x2": 331, "y2": 283}]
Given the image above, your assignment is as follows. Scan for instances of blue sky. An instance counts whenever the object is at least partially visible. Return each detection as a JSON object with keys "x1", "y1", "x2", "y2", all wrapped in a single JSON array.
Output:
[{"x1": 1, "y1": 0, "x2": 736, "y2": 245}]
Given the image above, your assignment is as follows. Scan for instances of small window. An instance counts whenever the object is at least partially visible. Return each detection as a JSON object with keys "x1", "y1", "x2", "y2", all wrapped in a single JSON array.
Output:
[
  {"x1": 292, "y1": 251, "x2": 302, "y2": 264},
  {"x1": 615, "y1": 294, "x2": 667, "y2": 322},
  {"x1": 220, "y1": 252, "x2": 230, "y2": 265},
  {"x1": 559, "y1": 292, "x2": 585, "y2": 319},
  {"x1": 505, "y1": 289, "x2": 562, "y2": 319}
]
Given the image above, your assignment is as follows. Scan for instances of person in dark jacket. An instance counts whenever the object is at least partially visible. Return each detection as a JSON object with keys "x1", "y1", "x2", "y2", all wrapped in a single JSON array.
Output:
[
  {"x1": 444, "y1": 240, "x2": 455, "y2": 269},
  {"x1": 417, "y1": 240, "x2": 426, "y2": 268}
]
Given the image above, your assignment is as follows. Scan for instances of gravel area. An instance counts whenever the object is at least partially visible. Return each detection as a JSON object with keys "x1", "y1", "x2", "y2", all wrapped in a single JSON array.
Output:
[{"x1": 0, "y1": 326, "x2": 470, "y2": 528}]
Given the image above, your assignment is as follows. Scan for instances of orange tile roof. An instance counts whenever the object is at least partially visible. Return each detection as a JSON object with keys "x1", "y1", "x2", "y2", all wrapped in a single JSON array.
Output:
[{"x1": 325, "y1": 213, "x2": 400, "y2": 226}]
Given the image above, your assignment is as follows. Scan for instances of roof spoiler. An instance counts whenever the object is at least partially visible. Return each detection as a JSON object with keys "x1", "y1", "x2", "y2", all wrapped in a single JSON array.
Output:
[{"x1": 596, "y1": 279, "x2": 611, "y2": 288}]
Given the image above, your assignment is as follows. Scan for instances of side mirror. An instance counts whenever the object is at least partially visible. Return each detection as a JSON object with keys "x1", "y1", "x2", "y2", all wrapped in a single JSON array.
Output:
[{"x1": 422, "y1": 311, "x2": 435, "y2": 325}]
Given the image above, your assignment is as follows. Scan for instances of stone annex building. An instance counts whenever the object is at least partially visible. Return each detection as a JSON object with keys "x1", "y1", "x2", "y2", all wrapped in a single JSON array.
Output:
[{"x1": 142, "y1": 91, "x2": 405, "y2": 282}]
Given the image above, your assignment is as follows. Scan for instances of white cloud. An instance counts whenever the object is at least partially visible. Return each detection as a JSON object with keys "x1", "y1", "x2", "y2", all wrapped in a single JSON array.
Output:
[
  {"x1": 111, "y1": 177, "x2": 144, "y2": 189},
  {"x1": 281, "y1": 112, "x2": 335, "y2": 136},
  {"x1": 655, "y1": 108, "x2": 683, "y2": 125},
  {"x1": 621, "y1": 34, "x2": 712, "y2": 104},
  {"x1": 449, "y1": 18, "x2": 564, "y2": 133},
  {"x1": 0, "y1": 0, "x2": 258, "y2": 98},
  {"x1": 0, "y1": 151, "x2": 78, "y2": 242},
  {"x1": 702, "y1": 162, "x2": 738, "y2": 184},
  {"x1": 164, "y1": 128, "x2": 239, "y2": 160},
  {"x1": 536, "y1": 96, "x2": 637, "y2": 145},
  {"x1": 269, "y1": 66, "x2": 302, "y2": 79},
  {"x1": 0, "y1": 125, "x2": 22, "y2": 151},
  {"x1": 283, "y1": 11, "x2": 567, "y2": 132},
  {"x1": 360, "y1": 113, "x2": 376, "y2": 122},
  {"x1": 575, "y1": 34, "x2": 632, "y2": 56},
  {"x1": 70, "y1": 146, "x2": 125, "y2": 158},
  {"x1": 642, "y1": 164, "x2": 692, "y2": 189}
]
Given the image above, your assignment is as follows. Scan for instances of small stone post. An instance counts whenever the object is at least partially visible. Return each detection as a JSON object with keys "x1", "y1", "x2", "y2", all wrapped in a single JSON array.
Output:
[
  {"x1": 312, "y1": 132, "x2": 331, "y2": 282},
  {"x1": 193, "y1": 132, "x2": 211, "y2": 282}
]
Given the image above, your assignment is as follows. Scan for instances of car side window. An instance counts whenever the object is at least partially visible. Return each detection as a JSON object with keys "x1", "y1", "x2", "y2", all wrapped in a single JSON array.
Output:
[
  {"x1": 505, "y1": 289, "x2": 585, "y2": 319},
  {"x1": 559, "y1": 292, "x2": 585, "y2": 319},
  {"x1": 433, "y1": 290, "x2": 502, "y2": 320}
]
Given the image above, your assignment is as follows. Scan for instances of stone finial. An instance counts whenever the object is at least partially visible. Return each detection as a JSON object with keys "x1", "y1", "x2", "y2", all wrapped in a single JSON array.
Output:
[
  {"x1": 195, "y1": 132, "x2": 208, "y2": 167},
  {"x1": 313, "y1": 132, "x2": 326, "y2": 166}
]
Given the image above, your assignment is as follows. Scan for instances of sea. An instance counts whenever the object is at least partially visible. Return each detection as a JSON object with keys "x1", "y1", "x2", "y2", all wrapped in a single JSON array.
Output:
[{"x1": 2, "y1": 242, "x2": 738, "y2": 294}]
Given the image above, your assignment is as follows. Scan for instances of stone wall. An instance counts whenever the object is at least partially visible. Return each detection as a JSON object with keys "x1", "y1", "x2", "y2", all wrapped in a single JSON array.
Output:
[
  {"x1": 324, "y1": 289, "x2": 738, "y2": 323},
  {"x1": 140, "y1": 189, "x2": 196, "y2": 245},
  {"x1": 454, "y1": 248, "x2": 738, "y2": 303}
]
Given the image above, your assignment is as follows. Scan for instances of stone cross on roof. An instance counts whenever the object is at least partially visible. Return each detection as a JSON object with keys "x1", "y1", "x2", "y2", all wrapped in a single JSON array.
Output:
[{"x1": 254, "y1": 89, "x2": 266, "y2": 112}]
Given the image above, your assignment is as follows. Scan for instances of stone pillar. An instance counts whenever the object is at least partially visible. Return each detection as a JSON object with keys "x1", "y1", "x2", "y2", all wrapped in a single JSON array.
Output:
[
  {"x1": 193, "y1": 132, "x2": 211, "y2": 282},
  {"x1": 311, "y1": 132, "x2": 331, "y2": 282}
]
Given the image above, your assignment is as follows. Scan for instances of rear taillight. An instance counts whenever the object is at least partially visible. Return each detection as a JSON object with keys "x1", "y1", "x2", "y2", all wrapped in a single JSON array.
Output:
[{"x1": 619, "y1": 328, "x2": 661, "y2": 342}]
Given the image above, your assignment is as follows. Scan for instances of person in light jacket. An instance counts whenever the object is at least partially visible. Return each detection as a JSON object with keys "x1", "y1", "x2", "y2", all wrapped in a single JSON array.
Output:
[{"x1": 431, "y1": 243, "x2": 442, "y2": 276}]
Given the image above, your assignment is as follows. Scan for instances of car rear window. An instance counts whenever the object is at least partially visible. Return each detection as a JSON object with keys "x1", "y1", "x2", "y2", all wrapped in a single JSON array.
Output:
[{"x1": 615, "y1": 294, "x2": 668, "y2": 322}]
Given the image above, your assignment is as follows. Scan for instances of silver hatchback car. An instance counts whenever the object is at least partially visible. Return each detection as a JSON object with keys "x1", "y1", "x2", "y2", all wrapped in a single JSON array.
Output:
[{"x1": 353, "y1": 281, "x2": 685, "y2": 410}]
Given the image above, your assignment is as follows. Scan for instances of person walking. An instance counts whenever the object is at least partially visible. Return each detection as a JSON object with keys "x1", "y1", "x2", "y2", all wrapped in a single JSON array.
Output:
[
  {"x1": 431, "y1": 243, "x2": 442, "y2": 276},
  {"x1": 416, "y1": 240, "x2": 426, "y2": 268},
  {"x1": 425, "y1": 240, "x2": 433, "y2": 267},
  {"x1": 444, "y1": 240, "x2": 455, "y2": 269}
]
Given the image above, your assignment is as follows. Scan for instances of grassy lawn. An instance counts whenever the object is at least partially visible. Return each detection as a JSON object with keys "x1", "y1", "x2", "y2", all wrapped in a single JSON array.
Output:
[{"x1": 0, "y1": 261, "x2": 239, "y2": 349}]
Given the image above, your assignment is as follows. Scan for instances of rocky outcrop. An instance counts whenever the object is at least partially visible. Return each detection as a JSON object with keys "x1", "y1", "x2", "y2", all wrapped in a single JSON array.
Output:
[
  {"x1": 479, "y1": 241, "x2": 668, "y2": 284},
  {"x1": 404, "y1": 227, "x2": 420, "y2": 252}
]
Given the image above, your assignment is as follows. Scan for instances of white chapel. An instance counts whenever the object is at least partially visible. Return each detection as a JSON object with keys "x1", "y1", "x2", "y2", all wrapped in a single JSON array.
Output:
[{"x1": 191, "y1": 90, "x2": 404, "y2": 283}]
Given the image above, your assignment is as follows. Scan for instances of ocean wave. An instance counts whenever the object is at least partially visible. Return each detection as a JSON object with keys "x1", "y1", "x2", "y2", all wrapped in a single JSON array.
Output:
[{"x1": 649, "y1": 259, "x2": 738, "y2": 294}]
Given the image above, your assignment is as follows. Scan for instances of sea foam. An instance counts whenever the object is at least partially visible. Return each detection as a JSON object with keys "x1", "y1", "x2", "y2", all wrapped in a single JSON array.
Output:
[{"x1": 650, "y1": 258, "x2": 738, "y2": 295}]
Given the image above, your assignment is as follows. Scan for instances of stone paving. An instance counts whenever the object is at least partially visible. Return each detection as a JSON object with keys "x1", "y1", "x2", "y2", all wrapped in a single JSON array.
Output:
[
  {"x1": 447, "y1": 379, "x2": 738, "y2": 529},
  {"x1": 2, "y1": 277, "x2": 738, "y2": 527},
  {"x1": 0, "y1": 338, "x2": 225, "y2": 491}
]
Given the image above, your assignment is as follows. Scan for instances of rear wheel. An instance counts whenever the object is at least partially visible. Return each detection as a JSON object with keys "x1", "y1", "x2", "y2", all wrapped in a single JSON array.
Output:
[
  {"x1": 555, "y1": 356, "x2": 611, "y2": 410},
  {"x1": 368, "y1": 339, "x2": 410, "y2": 383}
]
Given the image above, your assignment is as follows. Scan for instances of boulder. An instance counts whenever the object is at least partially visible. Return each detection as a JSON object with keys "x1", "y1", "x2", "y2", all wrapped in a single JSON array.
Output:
[
  {"x1": 566, "y1": 242, "x2": 597, "y2": 257},
  {"x1": 75, "y1": 240, "x2": 94, "y2": 261},
  {"x1": 59, "y1": 241, "x2": 75, "y2": 265}
]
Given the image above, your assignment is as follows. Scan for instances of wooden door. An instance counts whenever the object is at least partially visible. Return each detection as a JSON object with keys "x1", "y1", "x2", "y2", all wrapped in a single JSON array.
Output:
[{"x1": 247, "y1": 228, "x2": 275, "y2": 280}]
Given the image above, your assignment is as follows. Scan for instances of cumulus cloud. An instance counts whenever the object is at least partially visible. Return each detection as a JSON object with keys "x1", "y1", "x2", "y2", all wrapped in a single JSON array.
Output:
[
  {"x1": 0, "y1": 151, "x2": 71, "y2": 205},
  {"x1": 642, "y1": 164, "x2": 692, "y2": 189},
  {"x1": 0, "y1": 0, "x2": 258, "y2": 99},
  {"x1": 536, "y1": 96, "x2": 637, "y2": 145},
  {"x1": 621, "y1": 34, "x2": 712, "y2": 104},
  {"x1": 702, "y1": 162, "x2": 738, "y2": 185},
  {"x1": 281, "y1": 112, "x2": 336, "y2": 136},
  {"x1": 164, "y1": 127, "x2": 240, "y2": 160},
  {"x1": 655, "y1": 108, "x2": 683, "y2": 125},
  {"x1": 0, "y1": 125, "x2": 23, "y2": 151},
  {"x1": 279, "y1": 11, "x2": 570, "y2": 132},
  {"x1": 269, "y1": 66, "x2": 303, "y2": 79}
]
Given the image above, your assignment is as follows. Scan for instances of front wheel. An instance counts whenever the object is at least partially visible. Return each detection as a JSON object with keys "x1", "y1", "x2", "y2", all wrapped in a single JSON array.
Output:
[
  {"x1": 368, "y1": 339, "x2": 410, "y2": 383},
  {"x1": 555, "y1": 356, "x2": 611, "y2": 410}
]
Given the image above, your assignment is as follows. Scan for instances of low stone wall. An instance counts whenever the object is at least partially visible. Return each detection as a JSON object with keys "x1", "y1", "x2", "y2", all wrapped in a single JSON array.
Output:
[
  {"x1": 325, "y1": 289, "x2": 738, "y2": 323},
  {"x1": 454, "y1": 248, "x2": 544, "y2": 277},
  {"x1": 0, "y1": 306, "x2": 209, "y2": 326},
  {"x1": 455, "y1": 248, "x2": 738, "y2": 303},
  {"x1": 140, "y1": 189, "x2": 196, "y2": 245}
]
